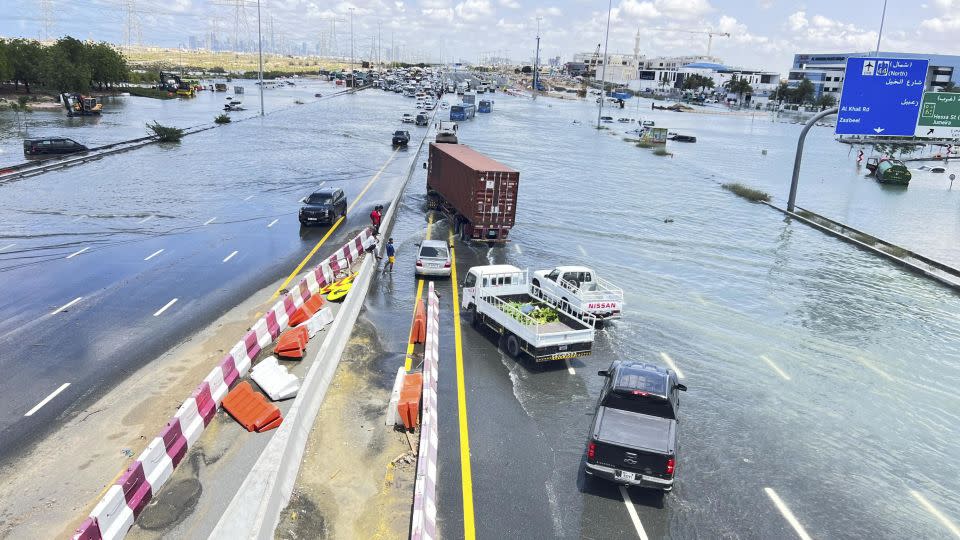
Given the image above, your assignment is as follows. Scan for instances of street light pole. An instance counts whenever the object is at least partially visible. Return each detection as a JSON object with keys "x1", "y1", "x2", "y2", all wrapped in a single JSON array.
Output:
[
  {"x1": 257, "y1": 0, "x2": 264, "y2": 116},
  {"x1": 349, "y1": 8, "x2": 355, "y2": 76},
  {"x1": 533, "y1": 17, "x2": 542, "y2": 99},
  {"x1": 875, "y1": 0, "x2": 888, "y2": 55},
  {"x1": 597, "y1": 0, "x2": 612, "y2": 129}
]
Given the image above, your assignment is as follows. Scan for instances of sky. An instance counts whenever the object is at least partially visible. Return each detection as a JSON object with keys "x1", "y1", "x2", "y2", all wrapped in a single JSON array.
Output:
[{"x1": 4, "y1": 0, "x2": 960, "y2": 74}]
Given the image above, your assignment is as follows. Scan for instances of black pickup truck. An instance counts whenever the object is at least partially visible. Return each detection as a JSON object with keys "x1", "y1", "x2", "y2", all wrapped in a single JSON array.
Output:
[{"x1": 584, "y1": 361, "x2": 686, "y2": 491}]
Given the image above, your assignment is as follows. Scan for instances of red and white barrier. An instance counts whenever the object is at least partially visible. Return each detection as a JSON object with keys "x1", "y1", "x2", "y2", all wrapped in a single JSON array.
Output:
[
  {"x1": 410, "y1": 282, "x2": 440, "y2": 540},
  {"x1": 73, "y1": 227, "x2": 375, "y2": 540}
]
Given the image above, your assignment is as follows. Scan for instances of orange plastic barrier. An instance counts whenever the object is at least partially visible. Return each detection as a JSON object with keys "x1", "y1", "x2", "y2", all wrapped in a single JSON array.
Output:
[
  {"x1": 222, "y1": 381, "x2": 283, "y2": 432},
  {"x1": 289, "y1": 295, "x2": 325, "y2": 327},
  {"x1": 275, "y1": 326, "x2": 309, "y2": 359},
  {"x1": 397, "y1": 372, "x2": 423, "y2": 430},
  {"x1": 410, "y1": 300, "x2": 426, "y2": 345}
]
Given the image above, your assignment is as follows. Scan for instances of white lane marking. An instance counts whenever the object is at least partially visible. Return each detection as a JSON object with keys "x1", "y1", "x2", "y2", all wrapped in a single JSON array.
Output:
[
  {"x1": 243, "y1": 194, "x2": 254, "y2": 201},
  {"x1": 203, "y1": 217, "x2": 217, "y2": 225},
  {"x1": 760, "y1": 354, "x2": 791, "y2": 381},
  {"x1": 577, "y1": 245, "x2": 588, "y2": 257},
  {"x1": 618, "y1": 486, "x2": 649, "y2": 540},
  {"x1": 764, "y1": 488, "x2": 812, "y2": 540},
  {"x1": 25, "y1": 383, "x2": 71, "y2": 417},
  {"x1": 222, "y1": 250, "x2": 238, "y2": 263},
  {"x1": 72, "y1": 215, "x2": 85, "y2": 222},
  {"x1": 153, "y1": 298, "x2": 178, "y2": 317},
  {"x1": 144, "y1": 248, "x2": 164, "y2": 261},
  {"x1": 65, "y1": 247, "x2": 89, "y2": 259},
  {"x1": 660, "y1": 352, "x2": 685, "y2": 379},
  {"x1": 855, "y1": 356, "x2": 894, "y2": 381},
  {"x1": 911, "y1": 490, "x2": 960, "y2": 538},
  {"x1": 267, "y1": 218, "x2": 279, "y2": 228},
  {"x1": 514, "y1": 243, "x2": 522, "y2": 255},
  {"x1": 565, "y1": 359, "x2": 575, "y2": 375},
  {"x1": 51, "y1": 297, "x2": 83, "y2": 315},
  {"x1": 137, "y1": 215, "x2": 154, "y2": 224},
  {"x1": 0, "y1": 243, "x2": 15, "y2": 252}
]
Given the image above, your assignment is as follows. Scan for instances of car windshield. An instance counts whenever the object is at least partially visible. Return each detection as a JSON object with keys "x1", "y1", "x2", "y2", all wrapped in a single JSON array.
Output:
[
  {"x1": 394, "y1": 131, "x2": 406, "y2": 136},
  {"x1": 420, "y1": 246, "x2": 448, "y2": 258},
  {"x1": 307, "y1": 194, "x2": 333, "y2": 204}
]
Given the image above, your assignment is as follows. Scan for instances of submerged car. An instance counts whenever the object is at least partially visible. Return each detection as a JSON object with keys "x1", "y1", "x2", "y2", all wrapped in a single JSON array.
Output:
[
  {"x1": 414, "y1": 239, "x2": 452, "y2": 277},
  {"x1": 23, "y1": 137, "x2": 88, "y2": 156},
  {"x1": 299, "y1": 187, "x2": 347, "y2": 226},
  {"x1": 393, "y1": 130, "x2": 411, "y2": 146}
]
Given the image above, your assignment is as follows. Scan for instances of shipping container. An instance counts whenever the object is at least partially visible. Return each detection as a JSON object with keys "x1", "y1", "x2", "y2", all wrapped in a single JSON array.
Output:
[{"x1": 427, "y1": 143, "x2": 519, "y2": 243}]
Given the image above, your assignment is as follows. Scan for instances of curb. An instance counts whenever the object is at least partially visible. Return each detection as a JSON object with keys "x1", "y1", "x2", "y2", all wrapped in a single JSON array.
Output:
[
  {"x1": 210, "y1": 127, "x2": 434, "y2": 539},
  {"x1": 71, "y1": 228, "x2": 375, "y2": 540}
]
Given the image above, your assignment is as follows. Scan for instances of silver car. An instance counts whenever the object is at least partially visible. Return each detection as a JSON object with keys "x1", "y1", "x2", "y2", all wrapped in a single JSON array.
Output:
[{"x1": 415, "y1": 239, "x2": 452, "y2": 277}]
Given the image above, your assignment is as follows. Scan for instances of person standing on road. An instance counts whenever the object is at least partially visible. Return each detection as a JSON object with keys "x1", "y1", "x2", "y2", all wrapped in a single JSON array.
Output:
[
  {"x1": 370, "y1": 205, "x2": 382, "y2": 235},
  {"x1": 384, "y1": 238, "x2": 396, "y2": 273}
]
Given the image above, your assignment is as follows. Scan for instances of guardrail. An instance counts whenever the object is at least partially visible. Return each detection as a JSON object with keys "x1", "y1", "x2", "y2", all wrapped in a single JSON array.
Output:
[{"x1": 410, "y1": 282, "x2": 440, "y2": 540}]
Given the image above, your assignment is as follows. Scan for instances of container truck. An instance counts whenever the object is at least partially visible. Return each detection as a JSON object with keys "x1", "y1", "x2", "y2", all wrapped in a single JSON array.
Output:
[{"x1": 427, "y1": 143, "x2": 519, "y2": 243}]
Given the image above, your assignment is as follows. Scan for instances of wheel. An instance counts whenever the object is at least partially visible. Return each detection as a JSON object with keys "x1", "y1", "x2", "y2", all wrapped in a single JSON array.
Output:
[{"x1": 505, "y1": 334, "x2": 520, "y2": 358}]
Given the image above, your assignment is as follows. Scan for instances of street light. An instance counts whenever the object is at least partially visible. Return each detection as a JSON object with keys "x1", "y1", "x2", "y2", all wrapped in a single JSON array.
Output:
[
  {"x1": 349, "y1": 7, "x2": 355, "y2": 76},
  {"x1": 257, "y1": 0, "x2": 264, "y2": 116},
  {"x1": 597, "y1": 0, "x2": 612, "y2": 129}
]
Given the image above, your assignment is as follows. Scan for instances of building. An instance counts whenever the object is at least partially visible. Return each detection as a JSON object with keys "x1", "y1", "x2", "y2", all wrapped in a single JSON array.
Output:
[
  {"x1": 571, "y1": 52, "x2": 639, "y2": 84},
  {"x1": 628, "y1": 55, "x2": 780, "y2": 102},
  {"x1": 789, "y1": 52, "x2": 960, "y2": 100}
]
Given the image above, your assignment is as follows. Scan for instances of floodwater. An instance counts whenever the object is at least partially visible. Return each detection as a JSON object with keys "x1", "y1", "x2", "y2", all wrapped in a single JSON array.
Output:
[{"x1": 1, "y1": 81, "x2": 958, "y2": 538}]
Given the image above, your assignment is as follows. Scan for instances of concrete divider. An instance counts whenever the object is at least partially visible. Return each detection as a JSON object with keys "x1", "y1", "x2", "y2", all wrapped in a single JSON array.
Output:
[{"x1": 410, "y1": 282, "x2": 441, "y2": 540}]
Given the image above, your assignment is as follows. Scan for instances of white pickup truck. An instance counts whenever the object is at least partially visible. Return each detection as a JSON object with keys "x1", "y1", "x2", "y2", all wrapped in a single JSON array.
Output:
[
  {"x1": 461, "y1": 265, "x2": 596, "y2": 362},
  {"x1": 531, "y1": 266, "x2": 624, "y2": 322}
]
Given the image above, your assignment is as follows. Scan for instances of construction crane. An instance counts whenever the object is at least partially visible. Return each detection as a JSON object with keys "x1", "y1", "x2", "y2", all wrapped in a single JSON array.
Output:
[{"x1": 648, "y1": 28, "x2": 730, "y2": 57}]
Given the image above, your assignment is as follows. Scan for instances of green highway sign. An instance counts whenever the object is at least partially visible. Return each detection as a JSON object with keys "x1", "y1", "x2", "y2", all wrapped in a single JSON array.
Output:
[{"x1": 915, "y1": 91, "x2": 960, "y2": 138}]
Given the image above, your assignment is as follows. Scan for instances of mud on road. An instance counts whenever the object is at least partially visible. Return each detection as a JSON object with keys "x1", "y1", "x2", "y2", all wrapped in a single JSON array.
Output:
[{"x1": 275, "y1": 313, "x2": 416, "y2": 540}]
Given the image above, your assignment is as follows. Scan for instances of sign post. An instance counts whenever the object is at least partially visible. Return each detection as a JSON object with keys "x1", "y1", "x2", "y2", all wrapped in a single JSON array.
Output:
[
  {"x1": 835, "y1": 57, "x2": 928, "y2": 136},
  {"x1": 915, "y1": 91, "x2": 960, "y2": 138}
]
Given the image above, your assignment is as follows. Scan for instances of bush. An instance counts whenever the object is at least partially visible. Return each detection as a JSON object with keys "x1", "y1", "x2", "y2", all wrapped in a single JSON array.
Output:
[
  {"x1": 147, "y1": 121, "x2": 184, "y2": 142},
  {"x1": 214, "y1": 113, "x2": 231, "y2": 124},
  {"x1": 721, "y1": 182, "x2": 771, "y2": 202}
]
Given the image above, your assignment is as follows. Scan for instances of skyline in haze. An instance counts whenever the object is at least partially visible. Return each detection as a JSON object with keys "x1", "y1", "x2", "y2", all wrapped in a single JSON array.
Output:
[{"x1": 3, "y1": 1, "x2": 960, "y2": 73}]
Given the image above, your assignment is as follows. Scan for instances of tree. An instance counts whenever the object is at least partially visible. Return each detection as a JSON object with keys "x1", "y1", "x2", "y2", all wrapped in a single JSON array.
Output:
[
  {"x1": 682, "y1": 74, "x2": 714, "y2": 92},
  {"x1": 815, "y1": 93, "x2": 837, "y2": 109},
  {"x1": 88, "y1": 42, "x2": 127, "y2": 90},
  {"x1": 724, "y1": 75, "x2": 753, "y2": 102},
  {"x1": 794, "y1": 78, "x2": 815, "y2": 104},
  {"x1": 773, "y1": 81, "x2": 791, "y2": 103},
  {"x1": 43, "y1": 37, "x2": 92, "y2": 93},
  {"x1": 0, "y1": 40, "x2": 13, "y2": 83},
  {"x1": 7, "y1": 38, "x2": 45, "y2": 93}
]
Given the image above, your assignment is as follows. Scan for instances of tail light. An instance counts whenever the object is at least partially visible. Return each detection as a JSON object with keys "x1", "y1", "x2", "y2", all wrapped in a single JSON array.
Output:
[
  {"x1": 443, "y1": 261, "x2": 451, "y2": 268},
  {"x1": 666, "y1": 458, "x2": 675, "y2": 476},
  {"x1": 416, "y1": 259, "x2": 423, "y2": 267},
  {"x1": 586, "y1": 442, "x2": 596, "y2": 462}
]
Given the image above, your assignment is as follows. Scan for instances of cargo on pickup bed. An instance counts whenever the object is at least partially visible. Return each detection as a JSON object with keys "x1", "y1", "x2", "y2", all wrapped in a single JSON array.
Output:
[
  {"x1": 531, "y1": 266, "x2": 624, "y2": 322},
  {"x1": 584, "y1": 361, "x2": 686, "y2": 491},
  {"x1": 461, "y1": 264, "x2": 596, "y2": 362}
]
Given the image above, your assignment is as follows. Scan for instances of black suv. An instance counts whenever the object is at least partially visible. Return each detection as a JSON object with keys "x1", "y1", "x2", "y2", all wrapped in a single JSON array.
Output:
[
  {"x1": 23, "y1": 137, "x2": 88, "y2": 156},
  {"x1": 392, "y1": 130, "x2": 411, "y2": 146},
  {"x1": 299, "y1": 187, "x2": 347, "y2": 226}
]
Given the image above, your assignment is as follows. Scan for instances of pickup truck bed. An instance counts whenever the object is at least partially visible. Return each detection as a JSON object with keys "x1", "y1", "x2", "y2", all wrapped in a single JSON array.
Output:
[{"x1": 595, "y1": 407, "x2": 675, "y2": 455}]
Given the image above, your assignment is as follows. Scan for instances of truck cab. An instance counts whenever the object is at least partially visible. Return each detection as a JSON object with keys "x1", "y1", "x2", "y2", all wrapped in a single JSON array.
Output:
[
  {"x1": 460, "y1": 265, "x2": 524, "y2": 311},
  {"x1": 531, "y1": 266, "x2": 624, "y2": 321},
  {"x1": 585, "y1": 361, "x2": 686, "y2": 491}
]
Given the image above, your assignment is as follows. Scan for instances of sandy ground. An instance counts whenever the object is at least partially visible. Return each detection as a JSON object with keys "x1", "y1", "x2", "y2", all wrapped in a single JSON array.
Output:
[
  {"x1": 0, "y1": 278, "x2": 282, "y2": 539},
  {"x1": 275, "y1": 313, "x2": 416, "y2": 540}
]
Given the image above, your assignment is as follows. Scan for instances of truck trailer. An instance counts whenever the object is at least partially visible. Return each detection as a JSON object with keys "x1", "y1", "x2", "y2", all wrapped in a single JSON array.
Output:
[{"x1": 427, "y1": 143, "x2": 519, "y2": 243}]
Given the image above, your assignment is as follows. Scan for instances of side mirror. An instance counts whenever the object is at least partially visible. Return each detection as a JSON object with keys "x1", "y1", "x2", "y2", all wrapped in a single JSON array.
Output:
[
  {"x1": 299, "y1": 197, "x2": 306, "y2": 203},
  {"x1": 415, "y1": 243, "x2": 421, "y2": 247},
  {"x1": 676, "y1": 383, "x2": 687, "y2": 392},
  {"x1": 597, "y1": 370, "x2": 609, "y2": 377}
]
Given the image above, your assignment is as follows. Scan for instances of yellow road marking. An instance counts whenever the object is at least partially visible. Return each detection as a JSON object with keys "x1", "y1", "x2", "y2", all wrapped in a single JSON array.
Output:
[
  {"x1": 272, "y1": 148, "x2": 399, "y2": 298},
  {"x1": 405, "y1": 213, "x2": 434, "y2": 371},
  {"x1": 449, "y1": 229, "x2": 476, "y2": 540}
]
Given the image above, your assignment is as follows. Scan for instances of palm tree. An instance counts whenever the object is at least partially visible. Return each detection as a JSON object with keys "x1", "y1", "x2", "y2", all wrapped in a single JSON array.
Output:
[{"x1": 724, "y1": 75, "x2": 753, "y2": 104}]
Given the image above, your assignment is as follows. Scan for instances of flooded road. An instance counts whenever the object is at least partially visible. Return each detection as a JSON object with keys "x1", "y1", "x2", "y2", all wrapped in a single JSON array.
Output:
[
  {"x1": 0, "y1": 80, "x2": 958, "y2": 539},
  {"x1": 378, "y1": 92, "x2": 960, "y2": 538}
]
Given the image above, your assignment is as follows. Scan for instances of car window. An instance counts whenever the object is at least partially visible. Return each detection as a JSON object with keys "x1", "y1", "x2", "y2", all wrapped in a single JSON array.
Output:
[
  {"x1": 602, "y1": 392, "x2": 676, "y2": 419},
  {"x1": 307, "y1": 194, "x2": 333, "y2": 204},
  {"x1": 546, "y1": 270, "x2": 559, "y2": 281},
  {"x1": 584, "y1": 272, "x2": 592, "y2": 283},
  {"x1": 464, "y1": 273, "x2": 477, "y2": 287},
  {"x1": 420, "y1": 246, "x2": 448, "y2": 258}
]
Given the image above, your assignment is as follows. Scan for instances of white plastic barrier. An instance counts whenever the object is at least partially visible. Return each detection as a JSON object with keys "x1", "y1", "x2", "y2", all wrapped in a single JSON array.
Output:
[
  {"x1": 231, "y1": 341, "x2": 252, "y2": 377},
  {"x1": 385, "y1": 366, "x2": 405, "y2": 426},
  {"x1": 88, "y1": 485, "x2": 134, "y2": 540},
  {"x1": 306, "y1": 307, "x2": 334, "y2": 338},
  {"x1": 137, "y1": 437, "x2": 174, "y2": 490},
  {"x1": 253, "y1": 319, "x2": 272, "y2": 349},
  {"x1": 251, "y1": 357, "x2": 301, "y2": 401}
]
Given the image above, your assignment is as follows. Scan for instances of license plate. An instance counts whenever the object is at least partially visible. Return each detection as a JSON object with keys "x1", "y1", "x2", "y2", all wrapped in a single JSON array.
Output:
[
  {"x1": 614, "y1": 470, "x2": 636, "y2": 482},
  {"x1": 429, "y1": 264, "x2": 440, "y2": 268},
  {"x1": 307, "y1": 218, "x2": 318, "y2": 221}
]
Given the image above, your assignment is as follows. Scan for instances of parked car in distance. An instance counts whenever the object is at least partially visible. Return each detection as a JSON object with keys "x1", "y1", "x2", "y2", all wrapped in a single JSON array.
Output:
[
  {"x1": 299, "y1": 187, "x2": 347, "y2": 226},
  {"x1": 393, "y1": 130, "x2": 411, "y2": 146},
  {"x1": 584, "y1": 361, "x2": 686, "y2": 492},
  {"x1": 415, "y1": 239, "x2": 452, "y2": 277},
  {"x1": 23, "y1": 137, "x2": 88, "y2": 156}
]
